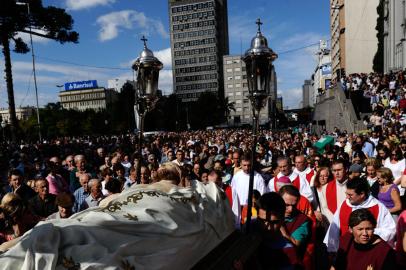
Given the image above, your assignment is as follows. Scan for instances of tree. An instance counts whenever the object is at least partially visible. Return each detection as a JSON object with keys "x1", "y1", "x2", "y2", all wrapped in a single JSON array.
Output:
[
  {"x1": 373, "y1": 0, "x2": 384, "y2": 73},
  {"x1": 220, "y1": 96, "x2": 236, "y2": 126},
  {"x1": 1, "y1": 0, "x2": 79, "y2": 141}
]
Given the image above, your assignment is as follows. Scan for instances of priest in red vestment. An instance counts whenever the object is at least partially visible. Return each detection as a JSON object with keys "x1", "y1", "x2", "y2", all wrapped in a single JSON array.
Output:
[
  {"x1": 324, "y1": 178, "x2": 396, "y2": 252},
  {"x1": 293, "y1": 155, "x2": 315, "y2": 185},
  {"x1": 268, "y1": 156, "x2": 314, "y2": 203}
]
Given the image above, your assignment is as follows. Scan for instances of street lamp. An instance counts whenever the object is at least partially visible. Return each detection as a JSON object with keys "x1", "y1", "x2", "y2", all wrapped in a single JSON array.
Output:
[
  {"x1": 132, "y1": 36, "x2": 163, "y2": 168},
  {"x1": 242, "y1": 18, "x2": 277, "y2": 233},
  {"x1": 16, "y1": 1, "x2": 42, "y2": 142}
]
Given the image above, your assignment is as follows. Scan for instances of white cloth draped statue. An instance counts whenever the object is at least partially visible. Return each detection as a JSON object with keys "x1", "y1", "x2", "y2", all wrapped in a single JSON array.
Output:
[{"x1": 0, "y1": 180, "x2": 234, "y2": 270}]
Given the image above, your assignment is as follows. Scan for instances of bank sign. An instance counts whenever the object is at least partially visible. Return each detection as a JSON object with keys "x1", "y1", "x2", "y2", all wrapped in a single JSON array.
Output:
[{"x1": 64, "y1": 80, "x2": 98, "y2": 91}]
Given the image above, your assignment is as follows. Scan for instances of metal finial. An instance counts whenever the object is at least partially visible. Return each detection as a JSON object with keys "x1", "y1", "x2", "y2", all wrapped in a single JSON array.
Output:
[
  {"x1": 141, "y1": 35, "x2": 148, "y2": 47},
  {"x1": 256, "y1": 18, "x2": 263, "y2": 33}
]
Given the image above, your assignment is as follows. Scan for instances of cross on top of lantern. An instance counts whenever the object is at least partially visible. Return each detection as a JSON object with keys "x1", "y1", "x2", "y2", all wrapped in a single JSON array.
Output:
[
  {"x1": 242, "y1": 19, "x2": 278, "y2": 109},
  {"x1": 132, "y1": 36, "x2": 163, "y2": 99}
]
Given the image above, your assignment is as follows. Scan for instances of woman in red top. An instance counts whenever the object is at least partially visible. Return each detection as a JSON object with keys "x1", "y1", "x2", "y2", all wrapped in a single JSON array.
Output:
[{"x1": 333, "y1": 208, "x2": 397, "y2": 270}]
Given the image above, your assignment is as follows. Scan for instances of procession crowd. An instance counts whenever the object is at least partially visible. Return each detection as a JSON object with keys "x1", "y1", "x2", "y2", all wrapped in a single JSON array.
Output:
[
  {"x1": 1, "y1": 69, "x2": 406, "y2": 269},
  {"x1": 0, "y1": 124, "x2": 404, "y2": 269}
]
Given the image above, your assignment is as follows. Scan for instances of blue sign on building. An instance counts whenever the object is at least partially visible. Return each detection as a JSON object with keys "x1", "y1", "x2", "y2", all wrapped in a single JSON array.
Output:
[
  {"x1": 321, "y1": 64, "x2": 332, "y2": 76},
  {"x1": 64, "y1": 80, "x2": 98, "y2": 91}
]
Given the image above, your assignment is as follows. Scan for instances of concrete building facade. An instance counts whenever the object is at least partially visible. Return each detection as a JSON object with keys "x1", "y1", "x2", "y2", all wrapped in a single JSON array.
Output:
[
  {"x1": 169, "y1": 0, "x2": 229, "y2": 102},
  {"x1": 58, "y1": 88, "x2": 117, "y2": 111},
  {"x1": 330, "y1": 0, "x2": 379, "y2": 80},
  {"x1": 223, "y1": 55, "x2": 277, "y2": 126},
  {"x1": 0, "y1": 107, "x2": 35, "y2": 122},
  {"x1": 312, "y1": 42, "x2": 332, "y2": 106},
  {"x1": 383, "y1": 0, "x2": 406, "y2": 73}
]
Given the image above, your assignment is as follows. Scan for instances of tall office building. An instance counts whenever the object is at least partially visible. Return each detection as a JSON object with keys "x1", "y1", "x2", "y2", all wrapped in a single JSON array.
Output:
[
  {"x1": 169, "y1": 0, "x2": 229, "y2": 102},
  {"x1": 330, "y1": 0, "x2": 379, "y2": 80},
  {"x1": 302, "y1": 79, "x2": 312, "y2": 108},
  {"x1": 383, "y1": 0, "x2": 406, "y2": 73}
]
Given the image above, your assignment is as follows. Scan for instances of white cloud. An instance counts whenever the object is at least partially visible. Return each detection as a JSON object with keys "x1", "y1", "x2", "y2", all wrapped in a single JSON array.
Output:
[
  {"x1": 158, "y1": 69, "x2": 173, "y2": 95},
  {"x1": 153, "y1": 48, "x2": 172, "y2": 68},
  {"x1": 96, "y1": 10, "x2": 168, "y2": 42},
  {"x1": 124, "y1": 47, "x2": 172, "y2": 71},
  {"x1": 278, "y1": 88, "x2": 302, "y2": 110},
  {"x1": 66, "y1": 0, "x2": 115, "y2": 10},
  {"x1": 15, "y1": 29, "x2": 51, "y2": 44},
  {"x1": 274, "y1": 32, "x2": 327, "y2": 108}
]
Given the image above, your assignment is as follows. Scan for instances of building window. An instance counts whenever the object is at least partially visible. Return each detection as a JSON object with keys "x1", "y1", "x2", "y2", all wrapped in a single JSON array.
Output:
[
  {"x1": 235, "y1": 91, "x2": 241, "y2": 96},
  {"x1": 236, "y1": 83, "x2": 241, "y2": 87},
  {"x1": 226, "y1": 68, "x2": 232, "y2": 73},
  {"x1": 227, "y1": 84, "x2": 233, "y2": 88},
  {"x1": 235, "y1": 75, "x2": 241, "y2": 80},
  {"x1": 234, "y1": 67, "x2": 241, "y2": 72},
  {"x1": 226, "y1": 60, "x2": 232, "y2": 64},
  {"x1": 227, "y1": 76, "x2": 233, "y2": 80}
]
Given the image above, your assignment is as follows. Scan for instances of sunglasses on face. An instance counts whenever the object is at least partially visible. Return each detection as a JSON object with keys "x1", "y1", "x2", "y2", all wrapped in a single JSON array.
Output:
[{"x1": 257, "y1": 216, "x2": 281, "y2": 225}]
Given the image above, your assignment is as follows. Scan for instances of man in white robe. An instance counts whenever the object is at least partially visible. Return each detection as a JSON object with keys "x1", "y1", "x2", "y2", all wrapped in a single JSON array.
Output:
[{"x1": 231, "y1": 154, "x2": 267, "y2": 227}]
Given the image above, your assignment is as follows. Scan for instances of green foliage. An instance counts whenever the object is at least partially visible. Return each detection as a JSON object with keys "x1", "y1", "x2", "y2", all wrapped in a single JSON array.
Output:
[
  {"x1": 373, "y1": 0, "x2": 384, "y2": 73},
  {"x1": 1, "y1": 0, "x2": 79, "y2": 141}
]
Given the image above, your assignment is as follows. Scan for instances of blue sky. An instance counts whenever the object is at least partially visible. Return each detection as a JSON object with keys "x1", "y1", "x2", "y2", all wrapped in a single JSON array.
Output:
[{"x1": 0, "y1": 0, "x2": 330, "y2": 109}]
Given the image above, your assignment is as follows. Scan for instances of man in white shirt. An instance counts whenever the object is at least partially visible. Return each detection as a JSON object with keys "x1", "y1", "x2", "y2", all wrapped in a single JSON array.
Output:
[{"x1": 231, "y1": 153, "x2": 267, "y2": 227}]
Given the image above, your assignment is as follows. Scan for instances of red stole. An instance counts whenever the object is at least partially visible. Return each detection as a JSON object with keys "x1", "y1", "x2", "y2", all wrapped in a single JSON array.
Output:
[
  {"x1": 305, "y1": 169, "x2": 315, "y2": 184},
  {"x1": 339, "y1": 202, "x2": 380, "y2": 236},
  {"x1": 326, "y1": 180, "x2": 338, "y2": 214},
  {"x1": 274, "y1": 174, "x2": 301, "y2": 192},
  {"x1": 224, "y1": 185, "x2": 232, "y2": 206}
]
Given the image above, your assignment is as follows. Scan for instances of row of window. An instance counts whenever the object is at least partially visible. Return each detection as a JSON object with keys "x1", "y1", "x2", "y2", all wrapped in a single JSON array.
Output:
[
  {"x1": 174, "y1": 55, "x2": 217, "y2": 66},
  {"x1": 226, "y1": 67, "x2": 246, "y2": 72},
  {"x1": 61, "y1": 93, "x2": 104, "y2": 101},
  {"x1": 227, "y1": 75, "x2": 247, "y2": 80},
  {"x1": 173, "y1": 20, "x2": 215, "y2": 31},
  {"x1": 176, "y1": 73, "x2": 217, "y2": 83},
  {"x1": 172, "y1": 11, "x2": 214, "y2": 22},
  {"x1": 175, "y1": 64, "x2": 218, "y2": 74},
  {"x1": 176, "y1": 82, "x2": 218, "y2": 91},
  {"x1": 174, "y1": 38, "x2": 216, "y2": 49},
  {"x1": 225, "y1": 59, "x2": 241, "y2": 64},
  {"x1": 64, "y1": 100, "x2": 105, "y2": 107},
  {"x1": 173, "y1": 28, "x2": 215, "y2": 40},
  {"x1": 171, "y1": 1, "x2": 214, "y2": 14},
  {"x1": 174, "y1": 46, "x2": 216, "y2": 57}
]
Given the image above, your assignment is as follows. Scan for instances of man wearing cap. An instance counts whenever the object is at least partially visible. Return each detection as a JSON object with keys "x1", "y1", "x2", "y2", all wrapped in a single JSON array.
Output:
[
  {"x1": 348, "y1": 163, "x2": 363, "y2": 180},
  {"x1": 47, "y1": 193, "x2": 74, "y2": 220},
  {"x1": 268, "y1": 157, "x2": 314, "y2": 203}
]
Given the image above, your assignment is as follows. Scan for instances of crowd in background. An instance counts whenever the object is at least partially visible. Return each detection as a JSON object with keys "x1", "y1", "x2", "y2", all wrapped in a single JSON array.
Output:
[{"x1": 1, "y1": 70, "x2": 406, "y2": 268}]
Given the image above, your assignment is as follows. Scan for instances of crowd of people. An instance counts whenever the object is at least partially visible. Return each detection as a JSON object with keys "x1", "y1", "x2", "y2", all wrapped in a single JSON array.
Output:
[
  {"x1": 339, "y1": 70, "x2": 406, "y2": 129},
  {"x1": 2, "y1": 73, "x2": 406, "y2": 268},
  {"x1": 0, "y1": 125, "x2": 405, "y2": 269}
]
